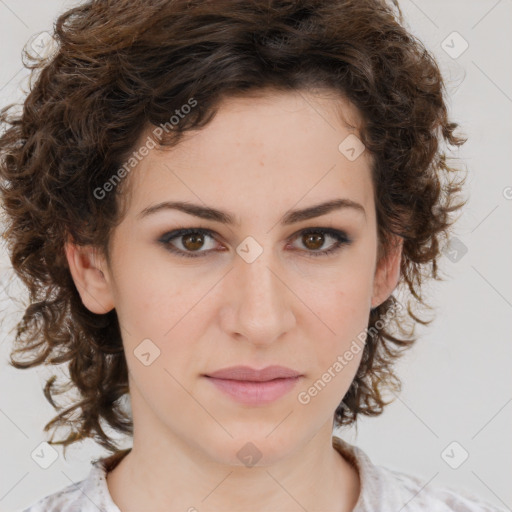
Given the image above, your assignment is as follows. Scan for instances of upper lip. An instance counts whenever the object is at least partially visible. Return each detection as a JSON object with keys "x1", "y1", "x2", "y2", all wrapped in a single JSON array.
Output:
[{"x1": 205, "y1": 365, "x2": 302, "y2": 382}]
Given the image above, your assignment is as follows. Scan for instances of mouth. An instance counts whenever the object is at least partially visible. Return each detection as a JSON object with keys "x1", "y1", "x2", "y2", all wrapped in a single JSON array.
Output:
[{"x1": 203, "y1": 365, "x2": 303, "y2": 405}]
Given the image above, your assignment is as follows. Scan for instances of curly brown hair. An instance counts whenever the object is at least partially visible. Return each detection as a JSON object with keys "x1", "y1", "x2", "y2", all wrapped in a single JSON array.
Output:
[{"x1": 0, "y1": 0, "x2": 467, "y2": 456}]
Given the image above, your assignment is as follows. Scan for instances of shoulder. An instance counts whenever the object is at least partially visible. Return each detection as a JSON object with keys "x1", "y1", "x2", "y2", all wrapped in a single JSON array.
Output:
[
  {"x1": 332, "y1": 436, "x2": 507, "y2": 512},
  {"x1": 21, "y1": 452, "x2": 125, "y2": 512},
  {"x1": 380, "y1": 466, "x2": 507, "y2": 512},
  {"x1": 21, "y1": 478, "x2": 91, "y2": 512}
]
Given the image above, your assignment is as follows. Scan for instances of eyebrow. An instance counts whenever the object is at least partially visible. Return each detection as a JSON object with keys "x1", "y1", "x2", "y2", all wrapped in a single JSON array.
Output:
[{"x1": 137, "y1": 198, "x2": 366, "y2": 225}]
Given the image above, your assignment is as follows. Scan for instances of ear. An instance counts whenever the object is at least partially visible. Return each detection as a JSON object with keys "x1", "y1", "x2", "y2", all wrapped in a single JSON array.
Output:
[
  {"x1": 371, "y1": 235, "x2": 403, "y2": 309},
  {"x1": 64, "y1": 236, "x2": 115, "y2": 314}
]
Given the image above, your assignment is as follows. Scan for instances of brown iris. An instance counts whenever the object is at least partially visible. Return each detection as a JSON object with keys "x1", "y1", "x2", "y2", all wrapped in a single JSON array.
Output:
[
  {"x1": 182, "y1": 232, "x2": 206, "y2": 251},
  {"x1": 302, "y1": 232, "x2": 325, "y2": 251}
]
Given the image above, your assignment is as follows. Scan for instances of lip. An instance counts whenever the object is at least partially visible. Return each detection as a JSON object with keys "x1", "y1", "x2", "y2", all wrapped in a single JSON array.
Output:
[
  {"x1": 204, "y1": 365, "x2": 303, "y2": 405},
  {"x1": 206, "y1": 365, "x2": 302, "y2": 381}
]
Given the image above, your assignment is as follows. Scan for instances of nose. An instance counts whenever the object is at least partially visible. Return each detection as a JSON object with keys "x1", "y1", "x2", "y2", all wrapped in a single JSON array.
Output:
[{"x1": 220, "y1": 249, "x2": 296, "y2": 346}]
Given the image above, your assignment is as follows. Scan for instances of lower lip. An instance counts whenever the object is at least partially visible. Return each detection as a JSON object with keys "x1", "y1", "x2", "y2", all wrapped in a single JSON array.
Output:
[{"x1": 205, "y1": 376, "x2": 302, "y2": 405}]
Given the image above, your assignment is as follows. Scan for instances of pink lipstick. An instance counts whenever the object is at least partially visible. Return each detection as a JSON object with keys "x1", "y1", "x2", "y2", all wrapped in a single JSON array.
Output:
[{"x1": 204, "y1": 365, "x2": 303, "y2": 405}]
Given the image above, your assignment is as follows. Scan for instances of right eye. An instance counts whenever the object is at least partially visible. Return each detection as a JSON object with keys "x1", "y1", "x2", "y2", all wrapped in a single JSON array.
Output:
[{"x1": 158, "y1": 228, "x2": 223, "y2": 258}]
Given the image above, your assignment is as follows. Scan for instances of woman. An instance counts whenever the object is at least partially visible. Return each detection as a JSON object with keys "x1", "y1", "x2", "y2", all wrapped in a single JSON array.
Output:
[{"x1": 0, "y1": 0, "x2": 505, "y2": 511}]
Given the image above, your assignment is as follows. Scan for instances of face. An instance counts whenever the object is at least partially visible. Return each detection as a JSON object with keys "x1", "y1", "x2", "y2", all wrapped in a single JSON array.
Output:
[{"x1": 66, "y1": 89, "x2": 402, "y2": 467}]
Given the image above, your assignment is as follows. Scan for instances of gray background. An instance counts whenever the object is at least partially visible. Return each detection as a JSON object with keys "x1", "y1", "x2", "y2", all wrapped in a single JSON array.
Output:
[{"x1": 0, "y1": 1, "x2": 511, "y2": 511}]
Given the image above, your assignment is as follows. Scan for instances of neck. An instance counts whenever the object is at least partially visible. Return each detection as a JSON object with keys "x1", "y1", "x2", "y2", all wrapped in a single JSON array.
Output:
[{"x1": 106, "y1": 423, "x2": 360, "y2": 512}]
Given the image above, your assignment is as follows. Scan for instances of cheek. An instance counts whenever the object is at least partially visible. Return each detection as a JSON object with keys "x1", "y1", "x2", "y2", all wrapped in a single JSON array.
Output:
[
  {"x1": 112, "y1": 257, "x2": 216, "y2": 375},
  {"x1": 303, "y1": 287, "x2": 368, "y2": 408},
  {"x1": 296, "y1": 261, "x2": 373, "y2": 371},
  {"x1": 304, "y1": 258, "x2": 374, "y2": 325},
  {"x1": 110, "y1": 245, "x2": 194, "y2": 331}
]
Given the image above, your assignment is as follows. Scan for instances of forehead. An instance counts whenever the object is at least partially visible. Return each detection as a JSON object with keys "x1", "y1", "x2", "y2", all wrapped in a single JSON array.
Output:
[{"x1": 123, "y1": 90, "x2": 374, "y2": 221}]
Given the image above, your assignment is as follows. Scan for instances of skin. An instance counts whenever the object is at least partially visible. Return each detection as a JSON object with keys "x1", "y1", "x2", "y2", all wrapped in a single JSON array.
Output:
[{"x1": 65, "y1": 88, "x2": 402, "y2": 512}]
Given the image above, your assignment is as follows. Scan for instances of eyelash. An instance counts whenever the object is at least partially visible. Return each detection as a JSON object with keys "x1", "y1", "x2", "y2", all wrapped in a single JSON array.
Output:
[{"x1": 158, "y1": 227, "x2": 352, "y2": 259}]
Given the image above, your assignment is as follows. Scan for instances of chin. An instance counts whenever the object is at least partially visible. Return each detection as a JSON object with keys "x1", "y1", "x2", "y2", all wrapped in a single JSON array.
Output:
[{"x1": 198, "y1": 431, "x2": 297, "y2": 468}]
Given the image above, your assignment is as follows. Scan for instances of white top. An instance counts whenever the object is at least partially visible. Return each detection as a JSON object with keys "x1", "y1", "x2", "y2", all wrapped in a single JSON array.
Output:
[{"x1": 22, "y1": 436, "x2": 507, "y2": 512}]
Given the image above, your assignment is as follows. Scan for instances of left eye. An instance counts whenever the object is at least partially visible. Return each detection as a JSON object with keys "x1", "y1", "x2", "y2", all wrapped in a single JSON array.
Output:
[{"x1": 158, "y1": 227, "x2": 352, "y2": 259}]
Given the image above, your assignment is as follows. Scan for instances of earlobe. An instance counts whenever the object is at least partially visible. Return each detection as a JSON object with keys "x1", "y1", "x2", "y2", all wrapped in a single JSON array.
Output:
[
  {"x1": 64, "y1": 238, "x2": 115, "y2": 314},
  {"x1": 371, "y1": 236, "x2": 403, "y2": 309}
]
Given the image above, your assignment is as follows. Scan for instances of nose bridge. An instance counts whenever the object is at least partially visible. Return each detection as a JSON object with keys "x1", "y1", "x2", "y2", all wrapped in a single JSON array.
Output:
[{"x1": 229, "y1": 244, "x2": 294, "y2": 342}]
